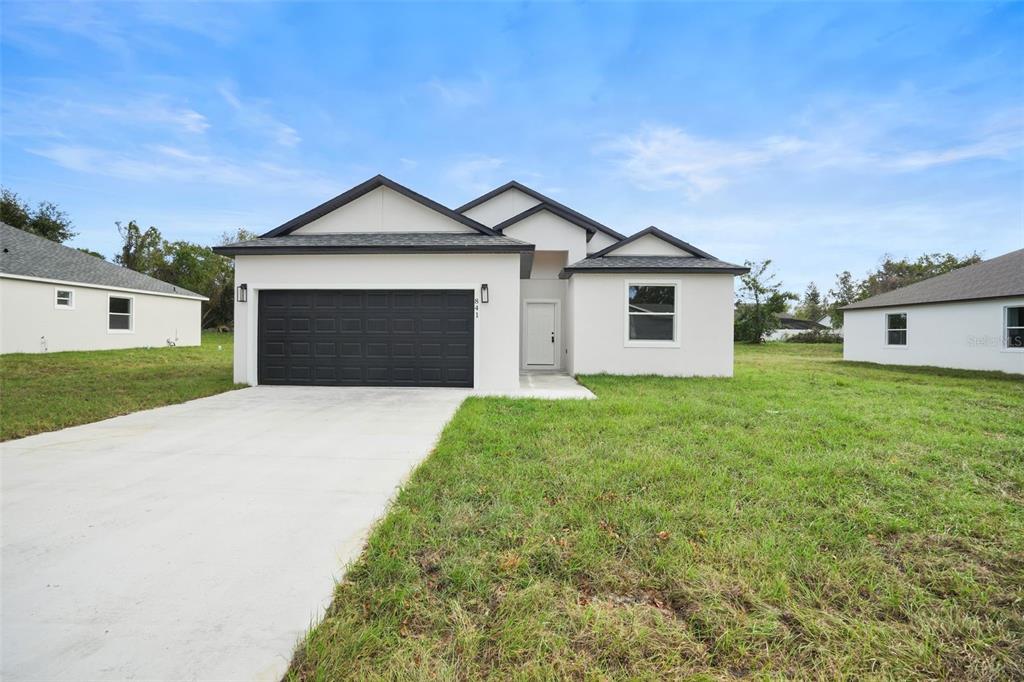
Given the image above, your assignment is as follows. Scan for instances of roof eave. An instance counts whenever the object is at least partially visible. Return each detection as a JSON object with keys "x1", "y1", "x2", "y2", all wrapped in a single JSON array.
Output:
[
  {"x1": 213, "y1": 244, "x2": 536, "y2": 256},
  {"x1": 560, "y1": 266, "x2": 749, "y2": 279},
  {"x1": 841, "y1": 293, "x2": 1024, "y2": 311}
]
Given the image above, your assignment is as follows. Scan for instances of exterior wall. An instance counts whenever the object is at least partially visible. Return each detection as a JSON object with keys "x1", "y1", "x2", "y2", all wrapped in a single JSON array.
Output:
[
  {"x1": 501, "y1": 212, "x2": 588, "y2": 264},
  {"x1": 232, "y1": 253, "x2": 521, "y2": 389},
  {"x1": 293, "y1": 186, "x2": 473, "y2": 234},
  {"x1": 843, "y1": 297, "x2": 1024, "y2": 374},
  {"x1": 0, "y1": 277, "x2": 202, "y2": 354},
  {"x1": 587, "y1": 231, "x2": 619, "y2": 254},
  {"x1": 462, "y1": 188, "x2": 540, "y2": 227},
  {"x1": 569, "y1": 273, "x2": 736, "y2": 376},
  {"x1": 607, "y1": 234, "x2": 695, "y2": 256}
]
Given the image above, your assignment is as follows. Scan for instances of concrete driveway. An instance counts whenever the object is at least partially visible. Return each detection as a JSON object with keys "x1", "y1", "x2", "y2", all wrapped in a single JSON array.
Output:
[{"x1": 1, "y1": 386, "x2": 468, "y2": 681}]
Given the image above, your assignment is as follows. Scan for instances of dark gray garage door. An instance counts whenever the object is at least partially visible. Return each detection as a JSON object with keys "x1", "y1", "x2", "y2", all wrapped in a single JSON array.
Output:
[{"x1": 258, "y1": 290, "x2": 474, "y2": 387}]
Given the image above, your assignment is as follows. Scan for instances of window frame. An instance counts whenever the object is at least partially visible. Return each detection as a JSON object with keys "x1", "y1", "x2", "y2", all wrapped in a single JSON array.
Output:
[
  {"x1": 884, "y1": 311, "x2": 908, "y2": 348},
  {"x1": 54, "y1": 287, "x2": 75, "y2": 310},
  {"x1": 1004, "y1": 305, "x2": 1024, "y2": 352},
  {"x1": 107, "y1": 294, "x2": 134, "y2": 334},
  {"x1": 623, "y1": 280, "x2": 681, "y2": 348}
]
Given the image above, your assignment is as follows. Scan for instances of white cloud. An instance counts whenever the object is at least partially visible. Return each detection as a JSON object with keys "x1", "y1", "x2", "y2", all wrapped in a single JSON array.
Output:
[
  {"x1": 444, "y1": 155, "x2": 506, "y2": 194},
  {"x1": 602, "y1": 113, "x2": 1024, "y2": 197},
  {"x1": 218, "y1": 84, "x2": 300, "y2": 147},
  {"x1": 600, "y1": 125, "x2": 807, "y2": 197},
  {"x1": 30, "y1": 144, "x2": 335, "y2": 196},
  {"x1": 424, "y1": 76, "x2": 489, "y2": 108}
]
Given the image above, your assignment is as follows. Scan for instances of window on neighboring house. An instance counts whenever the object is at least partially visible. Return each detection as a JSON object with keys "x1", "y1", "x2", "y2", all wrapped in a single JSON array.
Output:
[
  {"x1": 1007, "y1": 306, "x2": 1024, "y2": 349},
  {"x1": 627, "y1": 283, "x2": 676, "y2": 342},
  {"x1": 55, "y1": 288, "x2": 74, "y2": 309},
  {"x1": 108, "y1": 296, "x2": 133, "y2": 331},
  {"x1": 886, "y1": 312, "x2": 907, "y2": 346}
]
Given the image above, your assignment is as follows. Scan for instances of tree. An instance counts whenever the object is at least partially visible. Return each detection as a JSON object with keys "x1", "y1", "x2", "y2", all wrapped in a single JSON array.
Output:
[
  {"x1": 860, "y1": 252, "x2": 981, "y2": 299},
  {"x1": 76, "y1": 247, "x2": 106, "y2": 260},
  {"x1": 1, "y1": 188, "x2": 76, "y2": 242},
  {"x1": 115, "y1": 221, "x2": 164, "y2": 273},
  {"x1": 113, "y1": 222, "x2": 257, "y2": 329},
  {"x1": 827, "y1": 271, "x2": 858, "y2": 327},
  {"x1": 734, "y1": 260, "x2": 796, "y2": 343},
  {"x1": 795, "y1": 282, "x2": 827, "y2": 322}
]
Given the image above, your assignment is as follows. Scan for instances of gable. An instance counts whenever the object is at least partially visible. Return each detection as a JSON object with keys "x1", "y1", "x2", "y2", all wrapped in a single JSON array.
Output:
[
  {"x1": 604, "y1": 233, "x2": 697, "y2": 257},
  {"x1": 586, "y1": 231, "x2": 619, "y2": 254},
  {"x1": 500, "y1": 210, "x2": 588, "y2": 263},
  {"x1": 461, "y1": 187, "x2": 541, "y2": 227},
  {"x1": 291, "y1": 186, "x2": 476, "y2": 234}
]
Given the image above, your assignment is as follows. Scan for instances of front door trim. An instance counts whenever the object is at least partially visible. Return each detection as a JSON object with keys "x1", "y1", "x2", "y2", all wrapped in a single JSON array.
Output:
[{"x1": 522, "y1": 298, "x2": 561, "y2": 370}]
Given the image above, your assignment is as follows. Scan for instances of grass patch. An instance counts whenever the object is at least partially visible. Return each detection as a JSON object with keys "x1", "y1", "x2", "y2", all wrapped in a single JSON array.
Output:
[
  {"x1": 289, "y1": 343, "x2": 1024, "y2": 680},
  {"x1": 1, "y1": 331, "x2": 240, "y2": 440}
]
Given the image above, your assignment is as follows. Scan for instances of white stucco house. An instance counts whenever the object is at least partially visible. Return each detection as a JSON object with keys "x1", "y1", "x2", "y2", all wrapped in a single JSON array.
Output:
[
  {"x1": 842, "y1": 248, "x2": 1024, "y2": 374},
  {"x1": 766, "y1": 313, "x2": 830, "y2": 341},
  {"x1": 213, "y1": 175, "x2": 748, "y2": 390},
  {"x1": 0, "y1": 222, "x2": 206, "y2": 354}
]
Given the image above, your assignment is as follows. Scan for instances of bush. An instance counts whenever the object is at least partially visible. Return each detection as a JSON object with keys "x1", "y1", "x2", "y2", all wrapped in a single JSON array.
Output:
[{"x1": 785, "y1": 330, "x2": 843, "y2": 344}]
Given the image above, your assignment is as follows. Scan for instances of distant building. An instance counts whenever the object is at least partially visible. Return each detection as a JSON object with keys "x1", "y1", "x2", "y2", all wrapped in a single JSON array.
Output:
[
  {"x1": 0, "y1": 222, "x2": 206, "y2": 354},
  {"x1": 766, "y1": 313, "x2": 830, "y2": 341},
  {"x1": 842, "y1": 249, "x2": 1023, "y2": 374}
]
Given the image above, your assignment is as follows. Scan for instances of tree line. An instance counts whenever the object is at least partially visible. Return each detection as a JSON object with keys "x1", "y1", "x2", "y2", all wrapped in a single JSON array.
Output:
[
  {"x1": 1, "y1": 188, "x2": 253, "y2": 329},
  {"x1": 735, "y1": 251, "x2": 981, "y2": 342}
]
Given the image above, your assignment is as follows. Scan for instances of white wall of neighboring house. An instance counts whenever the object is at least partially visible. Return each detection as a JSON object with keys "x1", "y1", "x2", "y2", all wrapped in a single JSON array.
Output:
[
  {"x1": 233, "y1": 253, "x2": 521, "y2": 389},
  {"x1": 461, "y1": 188, "x2": 540, "y2": 227},
  {"x1": 843, "y1": 297, "x2": 1024, "y2": 374},
  {"x1": 569, "y1": 272, "x2": 736, "y2": 376},
  {"x1": 293, "y1": 187, "x2": 474, "y2": 234},
  {"x1": 0, "y1": 276, "x2": 202, "y2": 354}
]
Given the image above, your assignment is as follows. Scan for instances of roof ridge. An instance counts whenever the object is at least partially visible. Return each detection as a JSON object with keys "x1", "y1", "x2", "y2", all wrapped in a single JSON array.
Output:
[
  {"x1": 261, "y1": 175, "x2": 497, "y2": 238},
  {"x1": 456, "y1": 180, "x2": 626, "y2": 241}
]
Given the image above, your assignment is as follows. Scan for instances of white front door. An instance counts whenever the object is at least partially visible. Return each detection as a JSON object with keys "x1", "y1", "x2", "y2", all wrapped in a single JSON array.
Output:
[{"x1": 525, "y1": 301, "x2": 557, "y2": 367}]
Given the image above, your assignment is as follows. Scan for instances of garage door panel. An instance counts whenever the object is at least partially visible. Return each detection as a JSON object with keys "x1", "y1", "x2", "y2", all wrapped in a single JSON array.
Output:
[{"x1": 258, "y1": 290, "x2": 474, "y2": 387}]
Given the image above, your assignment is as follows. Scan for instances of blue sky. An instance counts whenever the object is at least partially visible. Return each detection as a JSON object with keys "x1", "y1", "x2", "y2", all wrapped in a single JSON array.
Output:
[{"x1": 2, "y1": 1, "x2": 1022, "y2": 296}]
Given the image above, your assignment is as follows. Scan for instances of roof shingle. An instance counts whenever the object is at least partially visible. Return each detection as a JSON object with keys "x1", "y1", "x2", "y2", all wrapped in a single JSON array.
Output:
[
  {"x1": 213, "y1": 232, "x2": 534, "y2": 255},
  {"x1": 561, "y1": 255, "x2": 748, "y2": 276},
  {"x1": 842, "y1": 249, "x2": 1024, "y2": 310},
  {"x1": 0, "y1": 223, "x2": 205, "y2": 299}
]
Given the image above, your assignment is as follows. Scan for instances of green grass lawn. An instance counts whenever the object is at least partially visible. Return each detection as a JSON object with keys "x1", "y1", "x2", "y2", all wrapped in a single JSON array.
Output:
[
  {"x1": 0, "y1": 331, "x2": 240, "y2": 440},
  {"x1": 289, "y1": 343, "x2": 1024, "y2": 680}
]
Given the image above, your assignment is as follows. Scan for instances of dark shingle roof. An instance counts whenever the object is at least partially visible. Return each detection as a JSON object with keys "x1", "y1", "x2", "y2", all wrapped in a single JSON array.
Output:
[
  {"x1": 213, "y1": 232, "x2": 535, "y2": 255},
  {"x1": 776, "y1": 314, "x2": 828, "y2": 331},
  {"x1": 456, "y1": 180, "x2": 627, "y2": 241},
  {"x1": 843, "y1": 249, "x2": 1024, "y2": 310},
  {"x1": 0, "y1": 223, "x2": 205, "y2": 299},
  {"x1": 561, "y1": 255, "x2": 748, "y2": 276}
]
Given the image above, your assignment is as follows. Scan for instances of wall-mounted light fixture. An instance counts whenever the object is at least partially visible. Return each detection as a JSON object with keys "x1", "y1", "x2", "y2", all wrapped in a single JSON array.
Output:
[
  {"x1": 480, "y1": 283, "x2": 489, "y2": 303},
  {"x1": 236, "y1": 283, "x2": 248, "y2": 303}
]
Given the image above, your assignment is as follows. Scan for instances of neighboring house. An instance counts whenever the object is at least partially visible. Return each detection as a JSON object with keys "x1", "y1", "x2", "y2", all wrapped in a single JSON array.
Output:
[
  {"x1": 213, "y1": 175, "x2": 748, "y2": 390},
  {"x1": 766, "y1": 313, "x2": 829, "y2": 341},
  {"x1": 0, "y1": 222, "x2": 206, "y2": 354},
  {"x1": 842, "y1": 248, "x2": 1024, "y2": 374}
]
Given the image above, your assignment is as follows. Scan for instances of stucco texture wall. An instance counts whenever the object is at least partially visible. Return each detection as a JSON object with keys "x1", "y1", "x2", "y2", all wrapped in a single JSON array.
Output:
[
  {"x1": 232, "y1": 253, "x2": 521, "y2": 389},
  {"x1": 0, "y1": 277, "x2": 202, "y2": 354},
  {"x1": 843, "y1": 297, "x2": 1024, "y2": 374},
  {"x1": 569, "y1": 273, "x2": 736, "y2": 376}
]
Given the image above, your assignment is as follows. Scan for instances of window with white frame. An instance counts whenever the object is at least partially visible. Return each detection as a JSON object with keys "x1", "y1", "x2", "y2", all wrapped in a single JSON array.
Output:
[
  {"x1": 108, "y1": 296, "x2": 133, "y2": 331},
  {"x1": 1006, "y1": 306, "x2": 1024, "y2": 349},
  {"x1": 55, "y1": 288, "x2": 74, "y2": 309},
  {"x1": 886, "y1": 312, "x2": 907, "y2": 346},
  {"x1": 627, "y1": 283, "x2": 676, "y2": 342}
]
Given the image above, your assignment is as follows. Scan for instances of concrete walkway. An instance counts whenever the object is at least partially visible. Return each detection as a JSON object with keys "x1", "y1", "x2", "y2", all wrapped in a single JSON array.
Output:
[{"x1": 1, "y1": 386, "x2": 469, "y2": 681}]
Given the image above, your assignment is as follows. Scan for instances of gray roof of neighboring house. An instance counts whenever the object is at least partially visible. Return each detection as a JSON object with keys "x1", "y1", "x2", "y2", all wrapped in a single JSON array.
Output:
[
  {"x1": 842, "y1": 248, "x2": 1024, "y2": 310},
  {"x1": 0, "y1": 222, "x2": 205, "y2": 299},
  {"x1": 776, "y1": 314, "x2": 828, "y2": 331},
  {"x1": 213, "y1": 232, "x2": 535, "y2": 255},
  {"x1": 561, "y1": 255, "x2": 749, "y2": 277}
]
